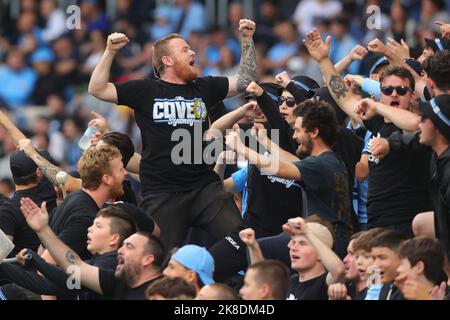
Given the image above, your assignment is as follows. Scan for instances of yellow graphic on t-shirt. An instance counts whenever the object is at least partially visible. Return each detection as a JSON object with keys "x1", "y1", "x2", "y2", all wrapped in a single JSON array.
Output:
[{"x1": 193, "y1": 99, "x2": 207, "y2": 120}]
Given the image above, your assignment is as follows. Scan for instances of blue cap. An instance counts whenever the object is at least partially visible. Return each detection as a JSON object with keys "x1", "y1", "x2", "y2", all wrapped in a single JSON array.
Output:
[
  {"x1": 31, "y1": 48, "x2": 55, "y2": 64},
  {"x1": 368, "y1": 56, "x2": 389, "y2": 76},
  {"x1": 172, "y1": 245, "x2": 215, "y2": 285}
]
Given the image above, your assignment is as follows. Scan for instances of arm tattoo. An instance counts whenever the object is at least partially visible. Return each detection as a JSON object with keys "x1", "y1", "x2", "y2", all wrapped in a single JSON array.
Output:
[
  {"x1": 237, "y1": 39, "x2": 257, "y2": 92},
  {"x1": 329, "y1": 75, "x2": 349, "y2": 99},
  {"x1": 66, "y1": 250, "x2": 78, "y2": 264},
  {"x1": 32, "y1": 154, "x2": 61, "y2": 185}
]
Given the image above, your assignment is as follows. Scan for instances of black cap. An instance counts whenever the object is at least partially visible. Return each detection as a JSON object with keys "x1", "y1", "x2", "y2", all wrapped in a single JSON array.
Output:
[
  {"x1": 425, "y1": 38, "x2": 450, "y2": 53},
  {"x1": 404, "y1": 58, "x2": 423, "y2": 75},
  {"x1": 288, "y1": 75, "x2": 320, "y2": 104},
  {"x1": 9, "y1": 149, "x2": 52, "y2": 179},
  {"x1": 419, "y1": 94, "x2": 450, "y2": 141},
  {"x1": 312, "y1": 87, "x2": 348, "y2": 124},
  {"x1": 244, "y1": 82, "x2": 284, "y2": 101}
]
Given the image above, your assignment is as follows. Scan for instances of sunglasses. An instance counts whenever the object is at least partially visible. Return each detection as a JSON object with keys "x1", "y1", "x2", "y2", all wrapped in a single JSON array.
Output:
[
  {"x1": 380, "y1": 86, "x2": 412, "y2": 96},
  {"x1": 278, "y1": 97, "x2": 296, "y2": 107}
]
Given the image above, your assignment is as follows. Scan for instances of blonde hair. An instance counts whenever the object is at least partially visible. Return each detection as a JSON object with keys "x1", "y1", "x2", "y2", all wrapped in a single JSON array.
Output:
[
  {"x1": 152, "y1": 33, "x2": 184, "y2": 75},
  {"x1": 77, "y1": 144, "x2": 121, "y2": 190}
]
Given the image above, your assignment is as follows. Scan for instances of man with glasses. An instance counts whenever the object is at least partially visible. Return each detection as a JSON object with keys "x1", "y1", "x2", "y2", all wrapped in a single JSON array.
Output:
[
  {"x1": 304, "y1": 28, "x2": 432, "y2": 238},
  {"x1": 206, "y1": 82, "x2": 304, "y2": 281}
]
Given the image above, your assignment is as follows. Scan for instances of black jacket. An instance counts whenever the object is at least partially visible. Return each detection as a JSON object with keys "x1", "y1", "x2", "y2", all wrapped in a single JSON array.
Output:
[{"x1": 431, "y1": 146, "x2": 450, "y2": 258}]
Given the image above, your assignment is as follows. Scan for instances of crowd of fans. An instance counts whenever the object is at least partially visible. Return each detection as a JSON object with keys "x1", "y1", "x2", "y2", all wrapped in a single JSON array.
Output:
[{"x1": 0, "y1": 0, "x2": 449, "y2": 301}]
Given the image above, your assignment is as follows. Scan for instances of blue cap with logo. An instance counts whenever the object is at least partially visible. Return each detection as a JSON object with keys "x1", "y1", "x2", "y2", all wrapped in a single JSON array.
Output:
[{"x1": 172, "y1": 244, "x2": 215, "y2": 285}]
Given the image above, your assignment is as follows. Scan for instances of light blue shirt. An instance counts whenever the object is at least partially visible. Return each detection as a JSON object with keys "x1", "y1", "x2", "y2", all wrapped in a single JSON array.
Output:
[
  {"x1": 231, "y1": 166, "x2": 248, "y2": 218},
  {"x1": 0, "y1": 66, "x2": 37, "y2": 109},
  {"x1": 362, "y1": 78, "x2": 381, "y2": 100}
]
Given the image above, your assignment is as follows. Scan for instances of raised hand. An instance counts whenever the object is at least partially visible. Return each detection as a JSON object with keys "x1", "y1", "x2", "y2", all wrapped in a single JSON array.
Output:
[
  {"x1": 304, "y1": 28, "x2": 331, "y2": 63},
  {"x1": 251, "y1": 123, "x2": 268, "y2": 145},
  {"x1": 239, "y1": 228, "x2": 257, "y2": 247},
  {"x1": 239, "y1": 19, "x2": 256, "y2": 39},
  {"x1": 217, "y1": 150, "x2": 237, "y2": 165},
  {"x1": 17, "y1": 138, "x2": 35, "y2": 157},
  {"x1": 349, "y1": 44, "x2": 368, "y2": 61},
  {"x1": 370, "y1": 137, "x2": 390, "y2": 159},
  {"x1": 435, "y1": 21, "x2": 450, "y2": 39},
  {"x1": 328, "y1": 283, "x2": 351, "y2": 300},
  {"x1": 283, "y1": 217, "x2": 308, "y2": 237},
  {"x1": 20, "y1": 197, "x2": 49, "y2": 233},
  {"x1": 88, "y1": 111, "x2": 109, "y2": 134},
  {"x1": 355, "y1": 98, "x2": 378, "y2": 120},
  {"x1": 367, "y1": 38, "x2": 390, "y2": 56},
  {"x1": 246, "y1": 81, "x2": 264, "y2": 97},
  {"x1": 386, "y1": 37, "x2": 410, "y2": 61},
  {"x1": 431, "y1": 281, "x2": 447, "y2": 300},
  {"x1": 107, "y1": 33, "x2": 129, "y2": 53},
  {"x1": 275, "y1": 71, "x2": 292, "y2": 88},
  {"x1": 344, "y1": 74, "x2": 364, "y2": 87},
  {"x1": 225, "y1": 131, "x2": 245, "y2": 153}
]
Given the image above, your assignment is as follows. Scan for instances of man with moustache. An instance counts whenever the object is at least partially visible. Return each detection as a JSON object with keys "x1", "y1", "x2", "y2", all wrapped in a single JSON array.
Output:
[
  {"x1": 44, "y1": 144, "x2": 128, "y2": 262},
  {"x1": 88, "y1": 20, "x2": 258, "y2": 258},
  {"x1": 20, "y1": 196, "x2": 164, "y2": 300},
  {"x1": 226, "y1": 100, "x2": 352, "y2": 260}
]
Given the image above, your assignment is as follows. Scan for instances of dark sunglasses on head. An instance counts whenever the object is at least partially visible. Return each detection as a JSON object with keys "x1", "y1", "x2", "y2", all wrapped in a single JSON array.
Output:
[
  {"x1": 380, "y1": 86, "x2": 412, "y2": 96},
  {"x1": 278, "y1": 97, "x2": 296, "y2": 107}
]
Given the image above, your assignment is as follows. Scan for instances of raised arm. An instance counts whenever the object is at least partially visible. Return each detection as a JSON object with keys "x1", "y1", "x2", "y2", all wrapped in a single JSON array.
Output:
[
  {"x1": 355, "y1": 98, "x2": 420, "y2": 132},
  {"x1": 334, "y1": 44, "x2": 368, "y2": 75},
  {"x1": 20, "y1": 197, "x2": 102, "y2": 294},
  {"x1": 227, "y1": 19, "x2": 257, "y2": 97},
  {"x1": 251, "y1": 124, "x2": 299, "y2": 163},
  {"x1": 304, "y1": 29, "x2": 362, "y2": 123},
  {"x1": 284, "y1": 217, "x2": 345, "y2": 285},
  {"x1": 0, "y1": 110, "x2": 80, "y2": 191},
  {"x1": 239, "y1": 228, "x2": 264, "y2": 265},
  {"x1": 206, "y1": 101, "x2": 261, "y2": 139},
  {"x1": 17, "y1": 139, "x2": 81, "y2": 192},
  {"x1": 88, "y1": 33, "x2": 129, "y2": 103},
  {"x1": 225, "y1": 131, "x2": 300, "y2": 180}
]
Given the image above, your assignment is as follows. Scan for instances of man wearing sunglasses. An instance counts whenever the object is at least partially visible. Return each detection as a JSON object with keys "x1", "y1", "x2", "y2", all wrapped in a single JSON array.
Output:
[
  {"x1": 371, "y1": 94, "x2": 450, "y2": 285},
  {"x1": 206, "y1": 82, "x2": 305, "y2": 281},
  {"x1": 304, "y1": 28, "x2": 433, "y2": 238}
]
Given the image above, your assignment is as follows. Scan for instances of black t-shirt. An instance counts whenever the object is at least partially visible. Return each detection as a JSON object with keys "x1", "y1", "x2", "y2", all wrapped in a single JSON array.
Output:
[
  {"x1": 363, "y1": 116, "x2": 432, "y2": 227},
  {"x1": 347, "y1": 282, "x2": 367, "y2": 300},
  {"x1": 293, "y1": 151, "x2": 352, "y2": 234},
  {"x1": 0, "y1": 179, "x2": 56, "y2": 256},
  {"x1": 114, "y1": 77, "x2": 229, "y2": 195},
  {"x1": 99, "y1": 270, "x2": 162, "y2": 300},
  {"x1": 242, "y1": 121, "x2": 303, "y2": 238},
  {"x1": 286, "y1": 272, "x2": 328, "y2": 300},
  {"x1": 49, "y1": 189, "x2": 100, "y2": 261}
]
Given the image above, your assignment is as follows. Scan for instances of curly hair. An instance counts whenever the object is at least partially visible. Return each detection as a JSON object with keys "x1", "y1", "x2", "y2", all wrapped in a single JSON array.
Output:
[
  {"x1": 77, "y1": 144, "x2": 121, "y2": 190},
  {"x1": 299, "y1": 100, "x2": 338, "y2": 147}
]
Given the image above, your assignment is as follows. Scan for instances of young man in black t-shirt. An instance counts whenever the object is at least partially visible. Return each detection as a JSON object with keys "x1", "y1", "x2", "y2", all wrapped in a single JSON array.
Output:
[
  {"x1": 43, "y1": 144, "x2": 128, "y2": 263},
  {"x1": 87, "y1": 20, "x2": 257, "y2": 259},
  {"x1": 226, "y1": 97, "x2": 353, "y2": 259},
  {"x1": 0, "y1": 150, "x2": 56, "y2": 256},
  {"x1": 20, "y1": 196, "x2": 164, "y2": 300},
  {"x1": 0, "y1": 206, "x2": 135, "y2": 300},
  {"x1": 283, "y1": 216, "x2": 345, "y2": 300},
  {"x1": 395, "y1": 237, "x2": 446, "y2": 300},
  {"x1": 304, "y1": 29, "x2": 432, "y2": 238}
]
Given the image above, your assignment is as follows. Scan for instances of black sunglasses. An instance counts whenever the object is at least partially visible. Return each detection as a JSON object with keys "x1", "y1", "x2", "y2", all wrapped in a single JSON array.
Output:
[
  {"x1": 380, "y1": 86, "x2": 412, "y2": 96},
  {"x1": 278, "y1": 97, "x2": 296, "y2": 107}
]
